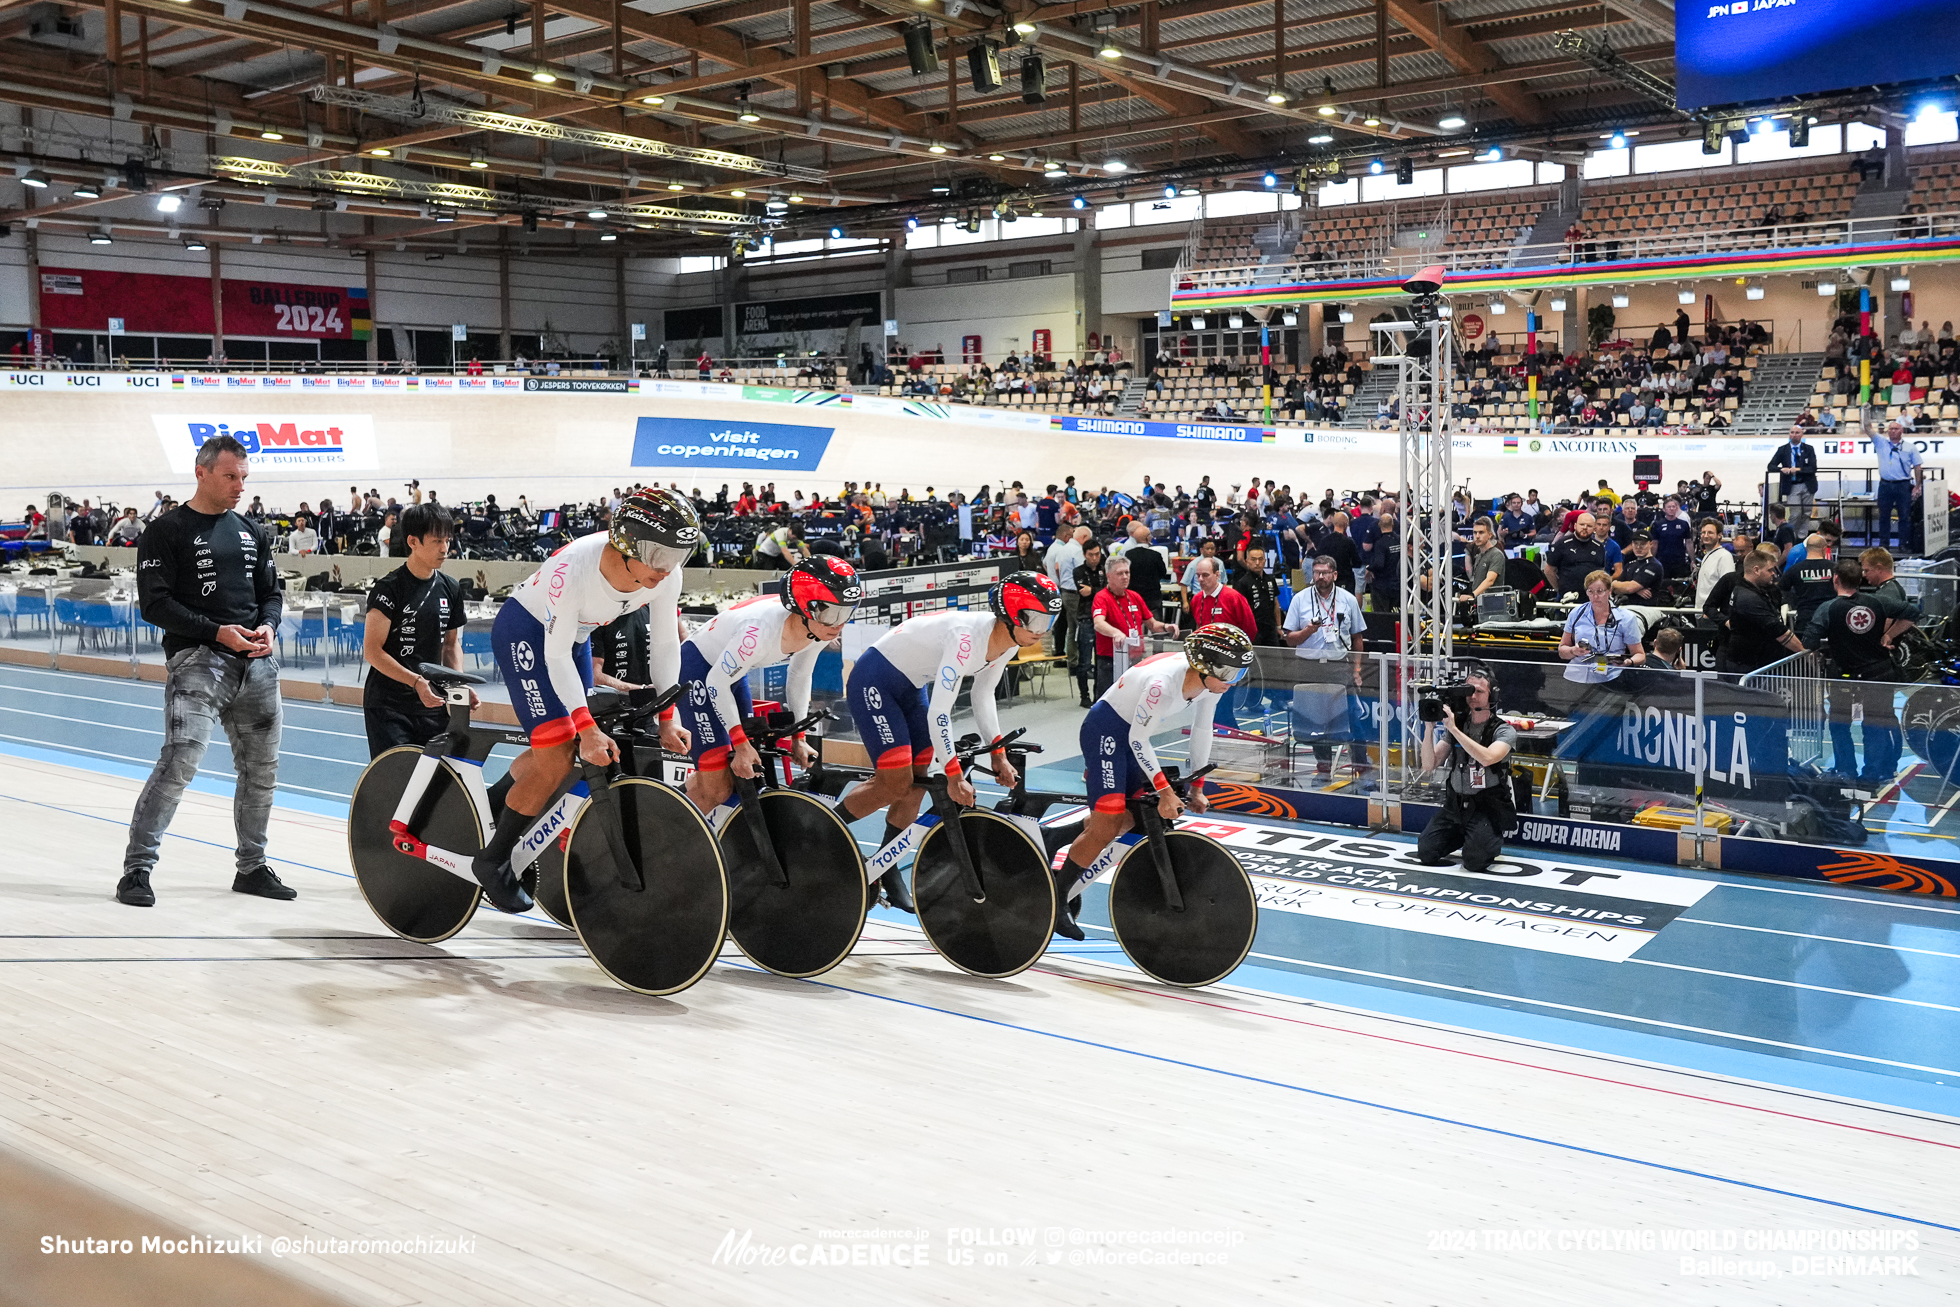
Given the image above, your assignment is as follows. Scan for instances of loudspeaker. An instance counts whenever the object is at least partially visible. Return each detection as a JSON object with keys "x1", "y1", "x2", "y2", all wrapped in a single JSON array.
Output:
[
  {"x1": 968, "y1": 41, "x2": 1001, "y2": 94},
  {"x1": 1021, "y1": 53, "x2": 1046, "y2": 104},
  {"x1": 521, "y1": 209, "x2": 538, "y2": 234},
  {"x1": 1395, "y1": 156, "x2": 1413, "y2": 185},
  {"x1": 1702, "y1": 118, "x2": 1724, "y2": 154},
  {"x1": 1790, "y1": 115, "x2": 1810, "y2": 148},
  {"x1": 903, "y1": 22, "x2": 940, "y2": 76}
]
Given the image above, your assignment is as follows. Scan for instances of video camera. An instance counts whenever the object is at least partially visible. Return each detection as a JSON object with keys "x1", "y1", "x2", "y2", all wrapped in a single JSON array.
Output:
[{"x1": 1416, "y1": 679, "x2": 1477, "y2": 723}]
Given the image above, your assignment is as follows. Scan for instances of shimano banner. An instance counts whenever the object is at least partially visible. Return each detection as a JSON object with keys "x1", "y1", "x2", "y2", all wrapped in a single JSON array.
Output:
[
  {"x1": 1050, "y1": 414, "x2": 1274, "y2": 444},
  {"x1": 631, "y1": 415, "x2": 834, "y2": 471}
]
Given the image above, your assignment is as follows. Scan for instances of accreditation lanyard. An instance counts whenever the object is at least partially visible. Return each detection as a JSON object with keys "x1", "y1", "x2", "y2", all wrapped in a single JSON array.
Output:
[{"x1": 1581, "y1": 604, "x2": 1623, "y2": 674}]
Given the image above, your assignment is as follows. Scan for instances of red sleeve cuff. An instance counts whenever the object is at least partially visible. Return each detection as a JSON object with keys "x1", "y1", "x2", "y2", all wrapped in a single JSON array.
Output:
[
  {"x1": 570, "y1": 706, "x2": 596, "y2": 735},
  {"x1": 658, "y1": 706, "x2": 677, "y2": 723},
  {"x1": 944, "y1": 758, "x2": 963, "y2": 778},
  {"x1": 727, "y1": 724, "x2": 748, "y2": 745},
  {"x1": 1151, "y1": 771, "x2": 1171, "y2": 792}
]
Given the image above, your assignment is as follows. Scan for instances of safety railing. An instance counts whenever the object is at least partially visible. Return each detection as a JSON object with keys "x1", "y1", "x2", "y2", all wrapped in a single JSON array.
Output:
[{"x1": 1739, "y1": 648, "x2": 1828, "y2": 769}]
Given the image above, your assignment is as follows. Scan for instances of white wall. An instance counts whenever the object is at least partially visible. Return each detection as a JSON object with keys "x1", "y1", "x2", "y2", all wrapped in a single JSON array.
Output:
[
  {"x1": 894, "y1": 273, "x2": 1075, "y2": 358},
  {"x1": 0, "y1": 383, "x2": 1903, "y2": 515}
]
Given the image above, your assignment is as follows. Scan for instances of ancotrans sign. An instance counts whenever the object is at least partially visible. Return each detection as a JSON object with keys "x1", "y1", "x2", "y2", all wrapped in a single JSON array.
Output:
[{"x1": 149, "y1": 415, "x2": 379, "y2": 473}]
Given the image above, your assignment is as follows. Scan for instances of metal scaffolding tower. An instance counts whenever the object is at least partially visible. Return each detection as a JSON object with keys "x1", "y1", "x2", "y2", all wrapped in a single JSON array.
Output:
[{"x1": 1375, "y1": 301, "x2": 1457, "y2": 772}]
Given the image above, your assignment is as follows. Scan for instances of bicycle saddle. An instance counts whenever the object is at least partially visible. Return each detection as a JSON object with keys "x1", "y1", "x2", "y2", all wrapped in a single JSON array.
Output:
[{"x1": 415, "y1": 662, "x2": 488, "y2": 687}]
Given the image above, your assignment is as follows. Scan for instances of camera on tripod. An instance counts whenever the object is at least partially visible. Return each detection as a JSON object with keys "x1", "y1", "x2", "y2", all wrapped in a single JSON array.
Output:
[{"x1": 1416, "y1": 679, "x2": 1477, "y2": 723}]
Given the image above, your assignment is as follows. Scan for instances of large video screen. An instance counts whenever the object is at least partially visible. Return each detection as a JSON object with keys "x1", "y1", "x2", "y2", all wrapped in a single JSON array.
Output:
[{"x1": 1676, "y1": 0, "x2": 1960, "y2": 110}]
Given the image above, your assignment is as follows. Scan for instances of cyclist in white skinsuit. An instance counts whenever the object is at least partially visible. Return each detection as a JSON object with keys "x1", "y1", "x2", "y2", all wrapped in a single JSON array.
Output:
[
  {"x1": 1053, "y1": 624, "x2": 1253, "y2": 939},
  {"x1": 843, "y1": 571, "x2": 1063, "y2": 910},
  {"x1": 481, "y1": 490, "x2": 700, "y2": 913},
  {"x1": 678, "y1": 557, "x2": 862, "y2": 814}
]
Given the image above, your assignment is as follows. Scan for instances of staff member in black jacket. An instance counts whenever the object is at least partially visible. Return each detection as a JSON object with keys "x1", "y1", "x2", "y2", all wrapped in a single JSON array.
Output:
[
  {"x1": 1804, "y1": 559, "x2": 1918, "y2": 786},
  {"x1": 1717, "y1": 548, "x2": 1804, "y2": 674},
  {"x1": 1766, "y1": 427, "x2": 1818, "y2": 534},
  {"x1": 361, "y1": 504, "x2": 474, "y2": 757},
  {"x1": 117, "y1": 433, "x2": 290, "y2": 907}
]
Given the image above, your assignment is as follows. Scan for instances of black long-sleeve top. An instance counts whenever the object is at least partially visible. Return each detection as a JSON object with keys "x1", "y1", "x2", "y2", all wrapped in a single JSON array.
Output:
[{"x1": 136, "y1": 506, "x2": 283, "y2": 658}]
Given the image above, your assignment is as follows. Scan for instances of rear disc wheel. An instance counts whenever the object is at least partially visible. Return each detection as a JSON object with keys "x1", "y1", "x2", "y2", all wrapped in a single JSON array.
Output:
[
  {"x1": 1109, "y1": 830, "x2": 1257, "y2": 988},
  {"x1": 914, "y1": 810, "x2": 1054, "y2": 979}
]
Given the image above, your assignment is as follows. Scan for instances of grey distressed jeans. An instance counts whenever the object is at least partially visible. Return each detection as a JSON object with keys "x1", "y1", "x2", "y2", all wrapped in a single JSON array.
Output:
[{"x1": 123, "y1": 646, "x2": 283, "y2": 877}]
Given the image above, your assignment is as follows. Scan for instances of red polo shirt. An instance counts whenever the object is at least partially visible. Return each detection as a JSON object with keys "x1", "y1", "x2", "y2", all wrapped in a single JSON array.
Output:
[
  {"x1": 1092, "y1": 586, "x2": 1151, "y2": 657},
  {"x1": 1191, "y1": 583, "x2": 1257, "y2": 640}
]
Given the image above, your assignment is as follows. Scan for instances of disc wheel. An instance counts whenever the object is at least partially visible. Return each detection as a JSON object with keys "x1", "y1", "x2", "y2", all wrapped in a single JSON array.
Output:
[
  {"x1": 564, "y1": 778, "x2": 729, "y2": 995},
  {"x1": 1904, "y1": 686, "x2": 1960, "y2": 764},
  {"x1": 914, "y1": 809, "x2": 1054, "y2": 979},
  {"x1": 521, "y1": 837, "x2": 574, "y2": 929},
  {"x1": 722, "y1": 789, "x2": 867, "y2": 977},
  {"x1": 1109, "y1": 829, "x2": 1258, "y2": 988},
  {"x1": 348, "y1": 747, "x2": 483, "y2": 944}
]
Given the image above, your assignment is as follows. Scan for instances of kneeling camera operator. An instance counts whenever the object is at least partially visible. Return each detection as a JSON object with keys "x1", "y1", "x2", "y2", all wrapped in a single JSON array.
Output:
[{"x1": 1414, "y1": 661, "x2": 1515, "y2": 874}]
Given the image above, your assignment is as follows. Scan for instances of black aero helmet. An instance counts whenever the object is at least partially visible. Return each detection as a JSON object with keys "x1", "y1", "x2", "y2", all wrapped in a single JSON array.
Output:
[
  {"x1": 609, "y1": 487, "x2": 701, "y2": 572},
  {"x1": 784, "y1": 555, "x2": 864, "y2": 626},
  {"x1": 1184, "y1": 623, "x2": 1255, "y2": 684},
  {"x1": 990, "y1": 570, "x2": 1063, "y2": 635}
]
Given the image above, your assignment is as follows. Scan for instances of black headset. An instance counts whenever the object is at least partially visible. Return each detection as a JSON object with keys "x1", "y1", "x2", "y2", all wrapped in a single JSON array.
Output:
[{"x1": 1456, "y1": 658, "x2": 1500, "y2": 710}]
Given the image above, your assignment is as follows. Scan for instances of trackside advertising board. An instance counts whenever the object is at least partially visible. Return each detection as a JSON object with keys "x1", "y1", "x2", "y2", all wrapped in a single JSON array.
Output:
[
  {"x1": 631, "y1": 415, "x2": 834, "y2": 471},
  {"x1": 150, "y1": 415, "x2": 380, "y2": 473}
]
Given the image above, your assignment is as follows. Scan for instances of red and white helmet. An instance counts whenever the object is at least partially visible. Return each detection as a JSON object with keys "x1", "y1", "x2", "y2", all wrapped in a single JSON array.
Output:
[
  {"x1": 783, "y1": 556, "x2": 863, "y2": 625},
  {"x1": 990, "y1": 570, "x2": 1062, "y2": 636}
]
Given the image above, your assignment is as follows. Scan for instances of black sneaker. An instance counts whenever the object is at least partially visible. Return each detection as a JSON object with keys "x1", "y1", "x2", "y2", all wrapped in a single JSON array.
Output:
[
  {"x1": 115, "y1": 870, "x2": 155, "y2": 907},
  {"x1": 1051, "y1": 867, "x2": 1086, "y2": 941},
  {"x1": 470, "y1": 851, "x2": 535, "y2": 915},
  {"x1": 233, "y1": 866, "x2": 297, "y2": 900},
  {"x1": 878, "y1": 867, "x2": 916, "y2": 914}
]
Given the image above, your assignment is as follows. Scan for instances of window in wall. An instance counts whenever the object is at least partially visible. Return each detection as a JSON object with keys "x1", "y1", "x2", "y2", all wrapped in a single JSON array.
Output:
[
  {"x1": 905, "y1": 224, "x2": 940, "y2": 249},
  {"x1": 1734, "y1": 121, "x2": 1843, "y2": 163},
  {"x1": 1444, "y1": 159, "x2": 1535, "y2": 193},
  {"x1": 1634, "y1": 137, "x2": 1728, "y2": 173},
  {"x1": 1009, "y1": 259, "x2": 1053, "y2": 278},
  {"x1": 1140, "y1": 247, "x2": 1182, "y2": 270},
  {"x1": 1846, "y1": 122, "x2": 1887, "y2": 152},
  {"x1": 1904, "y1": 110, "x2": 1959, "y2": 147},
  {"x1": 1094, "y1": 202, "x2": 1132, "y2": 229},
  {"x1": 1361, "y1": 167, "x2": 1443, "y2": 202},
  {"x1": 1132, "y1": 194, "x2": 1203, "y2": 227},
  {"x1": 1316, "y1": 179, "x2": 1359, "y2": 207},
  {"x1": 675, "y1": 255, "x2": 724, "y2": 274},
  {"x1": 946, "y1": 265, "x2": 989, "y2": 284},
  {"x1": 1583, "y1": 143, "x2": 1633, "y2": 178},
  {"x1": 1205, "y1": 190, "x2": 1280, "y2": 219},
  {"x1": 1536, "y1": 162, "x2": 1567, "y2": 185},
  {"x1": 938, "y1": 220, "x2": 992, "y2": 246}
]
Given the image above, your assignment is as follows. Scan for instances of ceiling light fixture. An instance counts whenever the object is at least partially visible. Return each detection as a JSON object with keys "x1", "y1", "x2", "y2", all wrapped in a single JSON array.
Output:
[
  {"x1": 1266, "y1": 86, "x2": 1288, "y2": 105},
  {"x1": 369, "y1": 147, "x2": 391, "y2": 157},
  {"x1": 669, "y1": 181, "x2": 686, "y2": 191},
  {"x1": 1438, "y1": 114, "x2": 1466, "y2": 130},
  {"x1": 1098, "y1": 38, "x2": 1122, "y2": 58},
  {"x1": 1363, "y1": 114, "x2": 1381, "y2": 127},
  {"x1": 1103, "y1": 159, "x2": 1127, "y2": 173},
  {"x1": 1308, "y1": 132, "x2": 1333, "y2": 144},
  {"x1": 1012, "y1": 18, "x2": 1036, "y2": 33},
  {"x1": 71, "y1": 180, "x2": 101, "y2": 198},
  {"x1": 19, "y1": 169, "x2": 48, "y2": 188},
  {"x1": 729, "y1": 189, "x2": 747, "y2": 198},
  {"x1": 929, "y1": 142, "x2": 949, "y2": 154},
  {"x1": 259, "y1": 127, "x2": 284, "y2": 140},
  {"x1": 184, "y1": 236, "x2": 207, "y2": 251},
  {"x1": 599, "y1": 230, "x2": 618, "y2": 241},
  {"x1": 155, "y1": 194, "x2": 182, "y2": 213},
  {"x1": 88, "y1": 229, "x2": 111, "y2": 244},
  {"x1": 1317, "y1": 77, "x2": 1336, "y2": 116},
  {"x1": 1044, "y1": 161, "x2": 1067, "y2": 177},
  {"x1": 532, "y1": 71, "x2": 557, "y2": 84}
]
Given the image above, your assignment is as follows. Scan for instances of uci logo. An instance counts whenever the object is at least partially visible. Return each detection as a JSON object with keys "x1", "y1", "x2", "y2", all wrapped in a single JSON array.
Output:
[
  {"x1": 513, "y1": 642, "x2": 536, "y2": 672},
  {"x1": 863, "y1": 686, "x2": 883, "y2": 710}
]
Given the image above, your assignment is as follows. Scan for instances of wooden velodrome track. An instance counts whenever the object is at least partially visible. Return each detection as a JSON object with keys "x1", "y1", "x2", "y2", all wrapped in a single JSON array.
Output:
[{"x1": 0, "y1": 663, "x2": 1954, "y2": 1303}]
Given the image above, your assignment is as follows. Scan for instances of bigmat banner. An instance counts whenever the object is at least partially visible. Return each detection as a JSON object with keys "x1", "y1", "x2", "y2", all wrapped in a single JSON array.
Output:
[
  {"x1": 38, "y1": 268, "x2": 371, "y2": 341},
  {"x1": 149, "y1": 414, "x2": 379, "y2": 473}
]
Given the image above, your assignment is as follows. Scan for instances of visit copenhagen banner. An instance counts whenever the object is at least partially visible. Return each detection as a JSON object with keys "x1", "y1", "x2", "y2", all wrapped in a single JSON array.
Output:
[{"x1": 631, "y1": 415, "x2": 835, "y2": 471}]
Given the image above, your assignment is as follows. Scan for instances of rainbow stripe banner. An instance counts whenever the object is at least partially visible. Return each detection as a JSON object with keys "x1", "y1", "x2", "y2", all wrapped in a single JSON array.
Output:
[{"x1": 1169, "y1": 234, "x2": 1960, "y2": 310}]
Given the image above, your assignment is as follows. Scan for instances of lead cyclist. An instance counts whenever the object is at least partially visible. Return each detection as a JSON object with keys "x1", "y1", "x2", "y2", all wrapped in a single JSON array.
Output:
[{"x1": 474, "y1": 489, "x2": 701, "y2": 913}]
